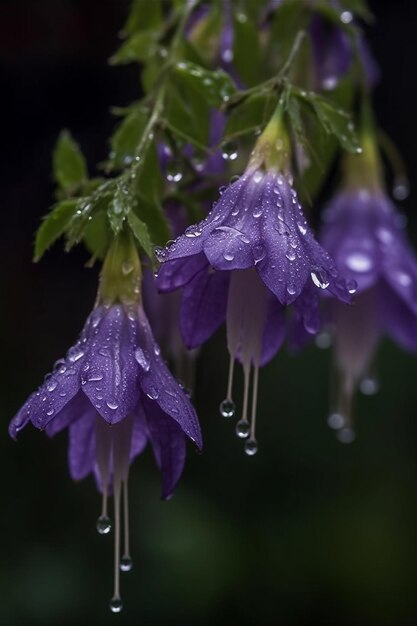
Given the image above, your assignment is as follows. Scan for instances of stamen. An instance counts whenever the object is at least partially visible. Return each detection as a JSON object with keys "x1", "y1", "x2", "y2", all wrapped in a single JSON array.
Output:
[
  {"x1": 245, "y1": 364, "x2": 259, "y2": 456},
  {"x1": 95, "y1": 417, "x2": 112, "y2": 535},
  {"x1": 235, "y1": 364, "x2": 251, "y2": 439},
  {"x1": 120, "y1": 479, "x2": 133, "y2": 572},
  {"x1": 109, "y1": 475, "x2": 123, "y2": 613},
  {"x1": 220, "y1": 355, "x2": 236, "y2": 418}
]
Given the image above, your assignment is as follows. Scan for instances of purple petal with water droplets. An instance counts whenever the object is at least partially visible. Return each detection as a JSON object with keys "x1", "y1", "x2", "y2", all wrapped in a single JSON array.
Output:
[
  {"x1": 180, "y1": 264, "x2": 229, "y2": 348},
  {"x1": 135, "y1": 307, "x2": 202, "y2": 449},
  {"x1": 157, "y1": 253, "x2": 208, "y2": 292},
  {"x1": 45, "y1": 391, "x2": 89, "y2": 437},
  {"x1": 144, "y1": 396, "x2": 186, "y2": 500},
  {"x1": 259, "y1": 293, "x2": 286, "y2": 365},
  {"x1": 82, "y1": 305, "x2": 140, "y2": 425}
]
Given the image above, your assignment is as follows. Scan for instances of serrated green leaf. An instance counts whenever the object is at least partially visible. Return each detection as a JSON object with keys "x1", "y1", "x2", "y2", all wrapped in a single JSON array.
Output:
[
  {"x1": 223, "y1": 92, "x2": 277, "y2": 142},
  {"x1": 53, "y1": 131, "x2": 87, "y2": 193},
  {"x1": 110, "y1": 30, "x2": 159, "y2": 65},
  {"x1": 127, "y1": 211, "x2": 154, "y2": 261},
  {"x1": 34, "y1": 199, "x2": 78, "y2": 261},
  {"x1": 83, "y1": 211, "x2": 110, "y2": 260},
  {"x1": 173, "y1": 62, "x2": 237, "y2": 108},
  {"x1": 294, "y1": 89, "x2": 360, "y2": 153},
  {"x1": 122, "y1": 0, "x2": 163, "y2": 37},
  {"x1": 110, "y1": 107, "x2": 148, "y2": 170}
]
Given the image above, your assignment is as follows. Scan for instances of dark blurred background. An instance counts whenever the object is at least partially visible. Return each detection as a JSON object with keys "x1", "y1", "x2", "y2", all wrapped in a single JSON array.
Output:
[{"x1": 1, "y1": 1, "x2": 416, "y2": 625}]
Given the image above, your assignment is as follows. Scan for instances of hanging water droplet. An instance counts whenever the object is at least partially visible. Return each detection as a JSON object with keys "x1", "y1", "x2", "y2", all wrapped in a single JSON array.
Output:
[
  {"x1": 120, "y1": 556, "x2": 133, "y2": 572},
  {"x1": 154, "y1": 246, "x2": 167, "y2": 262},
  {"x1": 219, "y1": 399, "x2": 235, "y2": 418},
  {"x1": 311, "y1": 270, "x2": 330, "y2": 289},
  {"x1": 393, "y1": 177, "x2": 410, "y2": 201},
  {"x1": 106, "y1": 399, "x2": 119, "y2": 410},
  {"x1": 244, "y1": 438, "x2": 258, "y2": 456},
  {"x1": 346, "y1": 279, "x2": 357, "y2": 295},
  {"x1": 315, "y1": 331, "x2": 332, "y2": 349},
  {"x1": 109, "y1": 597, "x2": 123, "y2": 613},
  {"x1": 235, "y1": 420, "x2": 250, "y2": 438},
  {"x1": 360, "y1": 377, "x2": 379, "y2": 396},
  {"x1": 221, "y1": 141, "x2": 238, "y2": 161},
  {"x1": 135, "y1": 347, "x2": 150, "y2": 371},
  {"x1": 336, "y1": 427, "x2": 356, "y2": 444},
  {"x1": 327, "y1": 413, "x2": 345, "y2": 430},
  {"x1": 96, "y1": 515, "x2": 112, "y2": 535},
  {"x1": 166, "y1": 159, "x2": 183, "y2": 183}
]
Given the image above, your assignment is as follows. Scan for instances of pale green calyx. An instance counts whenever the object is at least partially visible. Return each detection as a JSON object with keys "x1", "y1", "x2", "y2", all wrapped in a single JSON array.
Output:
[{"x1": 98, "y1": 230, "x2": 142, "y2": 306}]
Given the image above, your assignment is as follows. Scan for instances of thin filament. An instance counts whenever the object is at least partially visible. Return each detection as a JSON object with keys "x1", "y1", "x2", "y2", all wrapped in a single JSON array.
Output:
[
  {"x1": 249, "y1": 365, "x2": 259, "y2": 440},
  {"x1": 241, "y1": 363, "x2": 251, "y2": 423},
  {"x1": 122, "y1": 479, "x2": 130, "y2": 560},
  {"x1": 112, "y1": 475, "x2": 122, "y2": 602},
  {"x1": 226, "y1": 354, "x2": 235, "y2": 400}
]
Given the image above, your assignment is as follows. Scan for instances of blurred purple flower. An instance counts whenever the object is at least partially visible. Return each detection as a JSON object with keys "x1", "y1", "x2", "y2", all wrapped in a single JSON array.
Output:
[
  {"x1": 10, "y1": 240, "x2": 202, "y2": 612},
  {"x1": 321, "y1": 187, "x2": 417, "y2": 439},
  {"x1": 156, "y1": 166, "x2": 354, "y2": 452}
]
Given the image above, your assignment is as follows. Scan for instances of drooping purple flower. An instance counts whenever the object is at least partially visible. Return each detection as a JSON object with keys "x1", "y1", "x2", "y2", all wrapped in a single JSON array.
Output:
[
  {"x1": 321, "y1": 186, "x2": 417, "y2": 440},
  {"x1": 10, "y1": 234, "x2": 202, "y2": 612},
  {"x1": 309, "y1": 9, "x2": 379, "y2": 91},
  {"x1": 156, "y1": 165, "x2": 354, "y2": 453}
]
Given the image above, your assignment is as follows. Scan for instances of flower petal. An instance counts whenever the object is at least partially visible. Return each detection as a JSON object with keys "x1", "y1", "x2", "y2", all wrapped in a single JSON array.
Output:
[
  {"x1": 259, "y1": 293, "x2": 287, "y2": 365},
  {"x1": 68, "y1": 409, "x2": 96, "y2": 481},
  {"x1": 379, "y1": 281, "x2": 417, "y2": 352},
  {"x1": 82, "y1": 305, "x2": 140, "y2": 425},
  {"x1": 135, "y1": 307, "x2": 202, "y2": 449},
  {"x1": 144, "y1": 396, "x2": 186, "y2": 500},
  {"x1": 180, "y1": 265, "x2": 229, "y2": 348},
  {"x1": 156, "y1": 253, "x2": 208, "y2": 292}
]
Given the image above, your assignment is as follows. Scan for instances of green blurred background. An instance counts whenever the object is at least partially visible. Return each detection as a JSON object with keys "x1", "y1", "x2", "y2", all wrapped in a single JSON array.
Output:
[{"x1": 1, "y1": 1, "x2": 416, "y2": 625}]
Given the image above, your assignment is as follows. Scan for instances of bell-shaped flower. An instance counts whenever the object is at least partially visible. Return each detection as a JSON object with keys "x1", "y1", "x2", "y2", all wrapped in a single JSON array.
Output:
[
  {"x1": 9, "y1": 232, "x2": 202, "y2": 612},
  {"x1": 156, "y1": 107, "x2": 354, "y2": 454},
  {"x1": 320, "y1": 130, "x2": 417, "y2": 441}
]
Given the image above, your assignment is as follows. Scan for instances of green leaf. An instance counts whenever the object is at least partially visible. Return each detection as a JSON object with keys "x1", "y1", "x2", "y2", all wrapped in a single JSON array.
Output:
[
  {"x1": 53, "y1": 131, "x2": 87, "y2": 192},
  {"x1": 107, "y1": 183, "x2": 130, "y2": 235},
  {"x1": 83, "y1": 211, "x2": 110, "y2": 260},
  {"x1": 135, "y1": 143, "x2": 164, "y2": 204},
  {"x1": 163, "y1": 82, "x2": 210, "y2": 150},
  {"x1": 122, "y1": 0, "x2": 163, "y2": 37},
  {"x1": 127, "y1": 211, "x2": 154, "y2": 261},
  {"x1": 34, "y1": 199, "x2": 78, "y2": 261},
  {"x1": 223, "y1": 92, "x2": 277, "y2": 142},
  {"x1": 134, "y1": 194, "x2": 170, "y2": 246},
  {"x1": 173, "y1": 61, "x2": 237, "y2": 108},
  {"x1": 109, "y1": 107, "x2": 148, "y2": 170},
  {"x1": 232, "y1": 10, "x2": 261, "y2": 86},
  {"x1": 293, "y1": 89, "x2": 361, "y2": 153},
  {"x1": 110, "y1": 30, "x2": 159, "y2": 65}
]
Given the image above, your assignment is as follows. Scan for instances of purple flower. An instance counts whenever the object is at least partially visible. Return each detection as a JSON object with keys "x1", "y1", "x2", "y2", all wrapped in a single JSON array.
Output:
[
  {"x1": 321, "y1": 187, "x2": 417, "y2": 440},
  {"x1": 9, "y1": 235, "x2": 202, "y2": 612},
  {"x1": 156, "y1": 166, "x2": 354, "y2": 452}
]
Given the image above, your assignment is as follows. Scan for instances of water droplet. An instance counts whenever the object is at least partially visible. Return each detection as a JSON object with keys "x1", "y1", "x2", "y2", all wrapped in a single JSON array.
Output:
[
  {"x1": 221, "y1": 48, "x2": 234, "y2": 63},
  {"x1": 235, "y1": 420, "x2": 250, "y2": 439},
  {"x1": 395, "y1": 270, "x2": 412, "y2": 287},
  {"x1": 327, "y1": 413, "x2": 345, "y2": 430},
  {"x1": 322, "y1": 75, "x2": 338, "y2": 91},
  {"x1": 47, "y1": 380, "x2": 58, "y2": 392},
  {"x1": 345, "y1": 252, "x2": 373, "y2": 273},
  {"x1": 360, "y1": 377, "x2": 379, "y2": 395},
  {"x1": 154, "y1": 344, "x2": 161, "y2": 356},
  {"x1": 253, "y1": 244, "x2": 266, "y2": 264},
  {"x1": 219, "y1": 399, "x2": 235, "y2": 418},
  {"x1": 166, "y1": 160, "x2": 183, "y2": 183},
  {"x1": 88, "y1": 374, "x2": 104, "y2": 382},
  {"x1": 46, "y1": 408, "x2": 55, "y2": 417},
  {"x1": 96, "y1": 515, "x2": 111, "y2": 535},
  {"x1": 287, "y1": 283, "x2": 297, "y2": 296},
  {"x1": 120, "y1": 556, "x2": 133, "y2": 572},
  {"x1": 297, "y1": 222, "x2": 307, "y2": 235},
  {"x1": 286, "y1": 249, "x2": 296, "y2": 261},
  {"x1": 336, "y1": 427, "x2": 355, "y2": 444},
  {"x1": 315, "y1": 331, "x2": 332, "y2": 349},
  {"x1": 253, "y1": 171, "x2": 263, "y2": 183},
  {"x1": 346, "y1": 279, "x2": 357, "y2": 295},
  {"x1": 106, "y1": 399, "x2": 119, "y2": 410},
  {"x1": 252, "y1": 205, "x2": 263, "y2": 218},
  {"x1": 311, "y1": 270, "x2": 330, "y2": 289},
  {"x1": 135, "y1": 347, "x2": 150, "y2": 371},
  {"x1": 222, "y1": 141, "x2": 238, "y2": 161},
  {"x1": 184, "y1": 226, "x2": 202, "y2": 238},
  {"x1": 68, "y1": 347, "x2": 84, "y2": 362},
  {"x1": 109, "y1": 598, "x2": 123, "y2": 613},
  {"x1": 122, "y1": 261, "x2": 134, "y2": 275},
  {"x1": 393, "y1": 177, "x2": 410, "y2": 200},
  {"x1": 244, "y1": 438, "x2": 258, "y2": 456},
  {"x1": 154, "y1": 246, "x2": 167, "y2": 261},
  {"x1": 146, "y1": 386, "x2": 159, "y2": 400},
  {"x1": 223, "y1": 251, "x2": 235, "y2": 262},
  {"x1": 340, "y1": 10, "x2": 353, "y2": 23}
]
